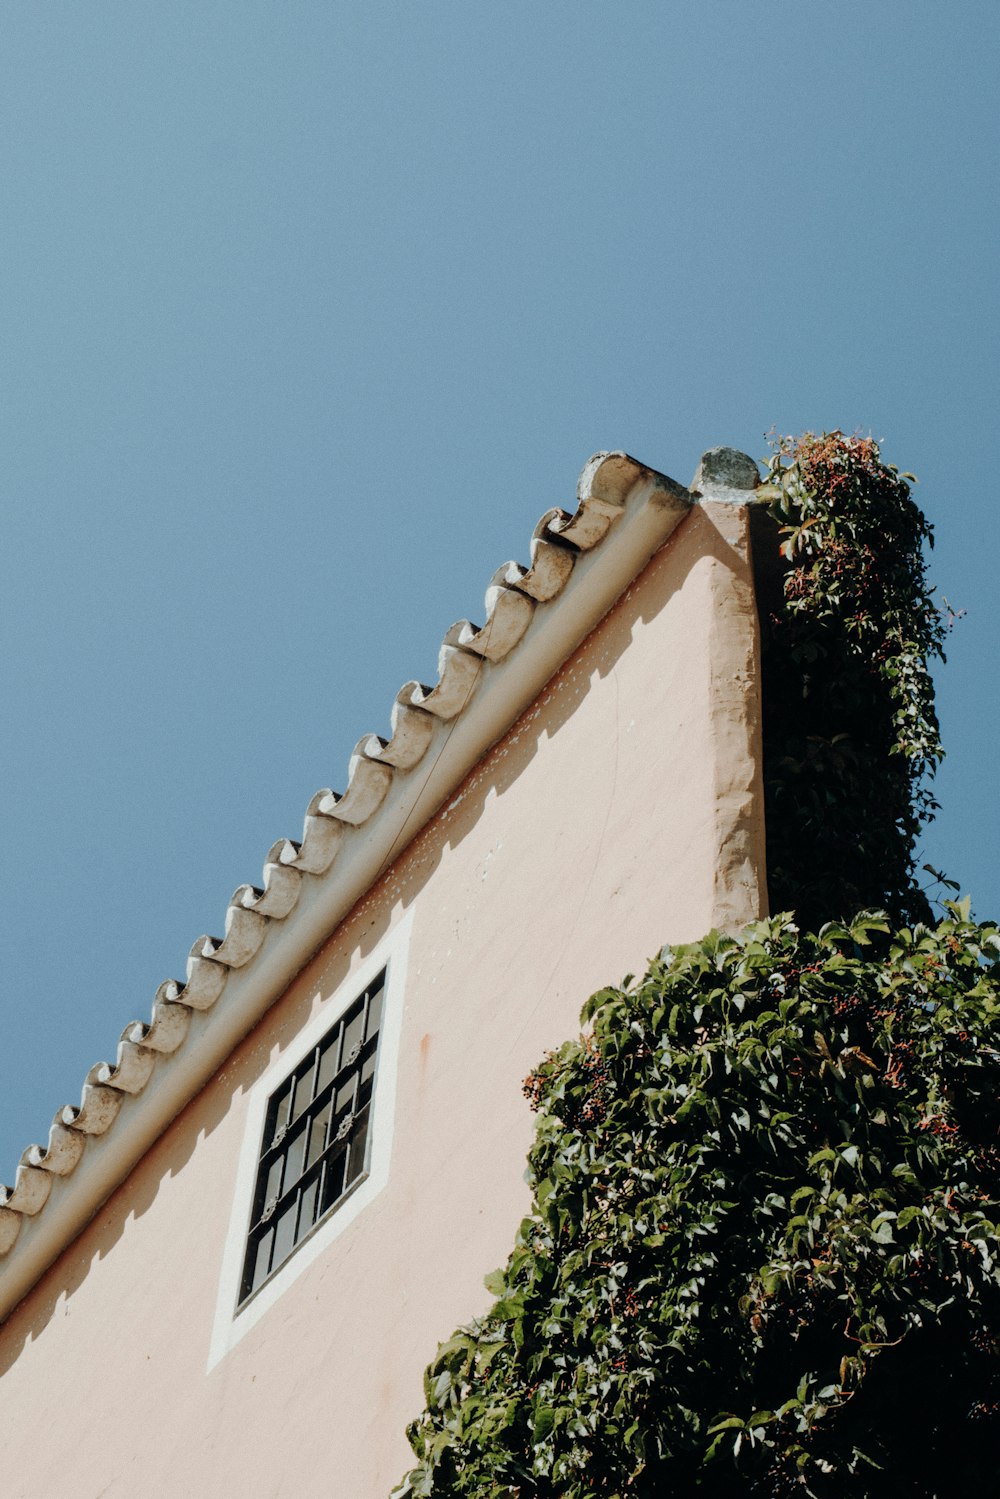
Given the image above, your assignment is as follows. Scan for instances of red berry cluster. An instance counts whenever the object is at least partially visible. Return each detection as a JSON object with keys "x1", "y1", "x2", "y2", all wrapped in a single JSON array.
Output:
[
  {"x1": 521, "y1": 1068, "x2": 546, "y2": 1112},
  {"x1": 766, "y1": 960, "x2": 824, "y2": 997},
  {"x1": 974, "y1": 1143, "x2": 1000, "y2": 1178},
  {"x1": 575, "y1": 1048, "x2": 613, "y2": 1129},
  {"x1": 753, "y1": 1454, "x2": 806, "y2": 1499},
  {"x1": 522, "y1": 1048, "x2": 559, "y2": 1112},
  {"x1": 970, "y1": 1329, "x2": 999, "y2": 1358},
  {"x1": 884, "y1": 1039, "x2": 916, "y2": 1089},
  {"x1": 906, "y1": 1252, "x2": 929, "y2": 1283},
  {"x1": 917, "y1": 1112, "x2": 958, "y2": 1137},
  {"x1": 966, "y1": 1399, "x2": 1000, "y2": 1422},
  {"x1": 620, "y1": 1288, "x2": 643, "y2": 1320},
  {"x1": 832, "y1": 991, "x2": 866, "y2": 1022}
]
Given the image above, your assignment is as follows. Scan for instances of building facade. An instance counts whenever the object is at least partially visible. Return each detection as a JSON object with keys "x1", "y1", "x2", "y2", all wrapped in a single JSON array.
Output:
[{"x1": 0, "y1": 448, "x2": 769, "y2": 1497}]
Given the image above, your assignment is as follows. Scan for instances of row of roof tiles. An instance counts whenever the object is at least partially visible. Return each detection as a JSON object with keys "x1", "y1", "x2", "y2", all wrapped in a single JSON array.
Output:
[{"x1": 0, "y1": 451, "x2": 698, "y2": 1260}]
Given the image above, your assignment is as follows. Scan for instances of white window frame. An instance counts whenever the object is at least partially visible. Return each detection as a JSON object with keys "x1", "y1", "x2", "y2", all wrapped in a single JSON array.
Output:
[{"x1": 208, "y1": 909, "x2": 411, "y2": 1369}]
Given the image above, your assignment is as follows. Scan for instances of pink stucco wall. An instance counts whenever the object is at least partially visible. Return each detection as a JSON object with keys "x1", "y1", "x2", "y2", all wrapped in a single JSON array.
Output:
[{"x1": 0, "y1": 502, "x2": 766, "y2": 1498}]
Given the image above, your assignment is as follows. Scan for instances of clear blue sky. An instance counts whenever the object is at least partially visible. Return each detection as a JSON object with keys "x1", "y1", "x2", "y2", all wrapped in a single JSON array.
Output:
[{"x1": 2, "y1": 3, "x2": 997, "y2": 1171}]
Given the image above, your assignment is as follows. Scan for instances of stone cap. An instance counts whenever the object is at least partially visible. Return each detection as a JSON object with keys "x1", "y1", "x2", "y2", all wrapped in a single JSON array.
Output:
[{"x1": 691, "y1": 446, "x2": 761, "y2": 502}]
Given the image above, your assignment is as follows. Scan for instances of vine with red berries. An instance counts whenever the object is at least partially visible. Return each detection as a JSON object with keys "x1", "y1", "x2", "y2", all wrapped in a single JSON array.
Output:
[
  {"x1": 757, "y1": 432, "x2": 946, "y2": 927},
  {"x1": 393, "y1": 911, "x2": 1000, "y2": 1497},
  {"x1": 390, "y1": 439, "x2": 993, "y2": 1498}
]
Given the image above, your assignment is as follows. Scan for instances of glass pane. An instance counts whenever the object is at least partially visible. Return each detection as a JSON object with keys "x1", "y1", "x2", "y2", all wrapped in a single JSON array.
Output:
[
  {"x1": 268, "y1": 1082, "x2": 293, "y2": 1147},
  {"x1": 249, "y1": 1227, "x2": 274, "y2": 1295},
  {"x1": 341, "y1": 1005, "x2": 364, "y2": 1066},
  {"x1": 306, "y1": 1102, "x2": 331, "y2": 1169},
  {"x1": 291, "y1": 1055, "x2": 316, "y2": 1119},
  {"x1": 264, "y1": 1155, "x2": 283, "y2": 1207},
  {"x1": 346, "y1": 1110, "x2": 370, "y2": 1186},
  {"x1": 284, "y1": 1117, "x2": 308, "y2": 1186},
  {"x1": 316, "y1": 1034, "x2": 340, "y2": 1094},
  {"x1": 334, "y1": 1075, "x2": 356, "y2": 1115},
  {"x1": 321, "y1": 1150, "x2": 347, "y2": 1214},
  {"x1": 273, "y1": 1198, "x2": 298, "y2": 1267},
  {"x1": 365, "y1": 982, "x2": 384, "y2": 1040},
  {"x1": 298, "y1": 1172, "x2": 321, "y2": 1236},
  {"x1": 330, "y1": 1096, "x2": 356, "y2": 1151}
]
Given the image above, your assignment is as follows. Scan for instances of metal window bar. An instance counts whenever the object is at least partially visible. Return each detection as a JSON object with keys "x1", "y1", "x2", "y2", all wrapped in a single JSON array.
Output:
[{"x1": 238, "y1": 970, "x2": 386, "y2": 1307}]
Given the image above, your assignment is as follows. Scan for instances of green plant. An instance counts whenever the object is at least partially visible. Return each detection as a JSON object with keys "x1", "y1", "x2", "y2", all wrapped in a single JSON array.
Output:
[
  {"x1": 758, "y1": 432, "x2": 946, "y2": 928},
  {"x1": 394, "y1": 911, "x2": 1000, "y2": 1497},
  {"x1": 392, "y1": 437, "x2": 981, "y2": 1497}
]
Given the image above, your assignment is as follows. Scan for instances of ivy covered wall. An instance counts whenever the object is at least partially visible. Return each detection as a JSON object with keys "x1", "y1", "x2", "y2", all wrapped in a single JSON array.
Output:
[
  {"x1": 757, "y1": 433, "x2": 945, "y2": 929},
  {"x1": 391, "y1": 438, "x2": 997, "y2": 1498}
]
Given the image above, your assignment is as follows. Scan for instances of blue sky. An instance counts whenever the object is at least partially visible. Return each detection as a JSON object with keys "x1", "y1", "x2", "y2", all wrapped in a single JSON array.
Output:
[{"x1": 2, "y1": 3, "x2": 997, "y2": 1171}]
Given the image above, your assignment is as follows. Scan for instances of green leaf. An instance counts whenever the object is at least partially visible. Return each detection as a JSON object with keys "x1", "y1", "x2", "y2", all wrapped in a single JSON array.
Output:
[
  {"x1": 533, "y1": 1405, "x2": 555, "y2": 1441},
  {"x1": 707, "y1": 1415, "x2": 746, "y2": 1434}
]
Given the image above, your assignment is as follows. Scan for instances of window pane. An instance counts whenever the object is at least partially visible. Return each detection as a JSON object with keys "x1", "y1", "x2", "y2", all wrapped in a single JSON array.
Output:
[
  {"x1": 263, "y1": 1155, "x2": 283, "y2": 1208},
  {"x1": 346, "y1": 1110, "x2": 370, "y2": 1186},
  {"x1": 321, "y1": 1150, "x2": 347, "y2": 1214},
  {"x1": 334, "y1": 1075, "x2": 356, "y2": 1115},
  {"x1": 267, "y1": 1082, "x2": 293, "y2": 1148},
  {"x1": 341, "y1": 1005, "x2": 364, "y2": 1066},
  {"x1": 365, "y1": 984, "x2": 384, "y2": 1040},
  {"x1": 298, "y1": 1169, "x2": 321, "y2": 1236},
  {"x1": 306, "y1": 1102, "x2": 331, "y2": 1170},
  {"x1": 331, "y1": 1099, "x2": 355, "y2": 1151},
  {"x1": 249, "y1": 1228, "x2": 274, "y2": 1295},
  {"x1": 291, "y1": 1056, "x2": 315, "y2": 1119},
  {"x1": 284, "y1": 1117, "x2": 308, "y2": 1187},
  {"x1": 273, "y1": 1199, "x2": 298, "y2": 1267},
  {"x1": 316, "y1": 1034, "x2": 340, "y2": 1094}
]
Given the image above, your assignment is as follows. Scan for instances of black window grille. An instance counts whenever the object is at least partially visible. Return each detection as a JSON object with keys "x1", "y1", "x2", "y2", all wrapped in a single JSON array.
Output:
[{"x1": 238, "y1": 970, "x2": 386, "y2": 1307}]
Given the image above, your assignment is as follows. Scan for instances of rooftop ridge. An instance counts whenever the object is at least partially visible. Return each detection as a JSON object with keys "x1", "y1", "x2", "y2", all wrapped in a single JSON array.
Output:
[{"x1": 0, "y1": 449, "x2": 701, "y2": 1321}]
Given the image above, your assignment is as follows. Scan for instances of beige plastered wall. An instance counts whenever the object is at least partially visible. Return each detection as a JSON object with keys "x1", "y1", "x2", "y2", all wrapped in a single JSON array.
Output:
[{"x1": 0, "y1": 501, "x2": 766, "y2": 1498}]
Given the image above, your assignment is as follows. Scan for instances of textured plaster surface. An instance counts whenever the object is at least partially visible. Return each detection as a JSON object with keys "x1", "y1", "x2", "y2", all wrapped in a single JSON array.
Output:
[{"x1": 0, "y1": 503, "x2": 765, "y2": 1498}]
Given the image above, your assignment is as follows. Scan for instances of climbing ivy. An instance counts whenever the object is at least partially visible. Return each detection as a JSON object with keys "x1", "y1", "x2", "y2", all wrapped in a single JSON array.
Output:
[
  {"x1": 392, "y1": 438, "x2": 984, "y2": 1497},
  {"x1": 394, "y1": 911, "x2": 1000, "y2": 1497},
  {"x1": 757, "y1": 432, "x2": 946, "y2": 928}
]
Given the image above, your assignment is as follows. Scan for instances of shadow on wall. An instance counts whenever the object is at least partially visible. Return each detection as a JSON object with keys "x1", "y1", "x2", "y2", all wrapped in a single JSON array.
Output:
[{"x1": 0, "y1": 504, "x2": 740, "y2": 1371}]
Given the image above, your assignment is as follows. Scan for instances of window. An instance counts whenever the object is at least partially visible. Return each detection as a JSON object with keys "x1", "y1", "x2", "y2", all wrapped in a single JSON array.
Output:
[
  {"x1": 239, "y1": 969, "x2": 385, "y2": 1307},
  {"x1": 211, "y1": 915, "x2": 409, "y2": 1367}
]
